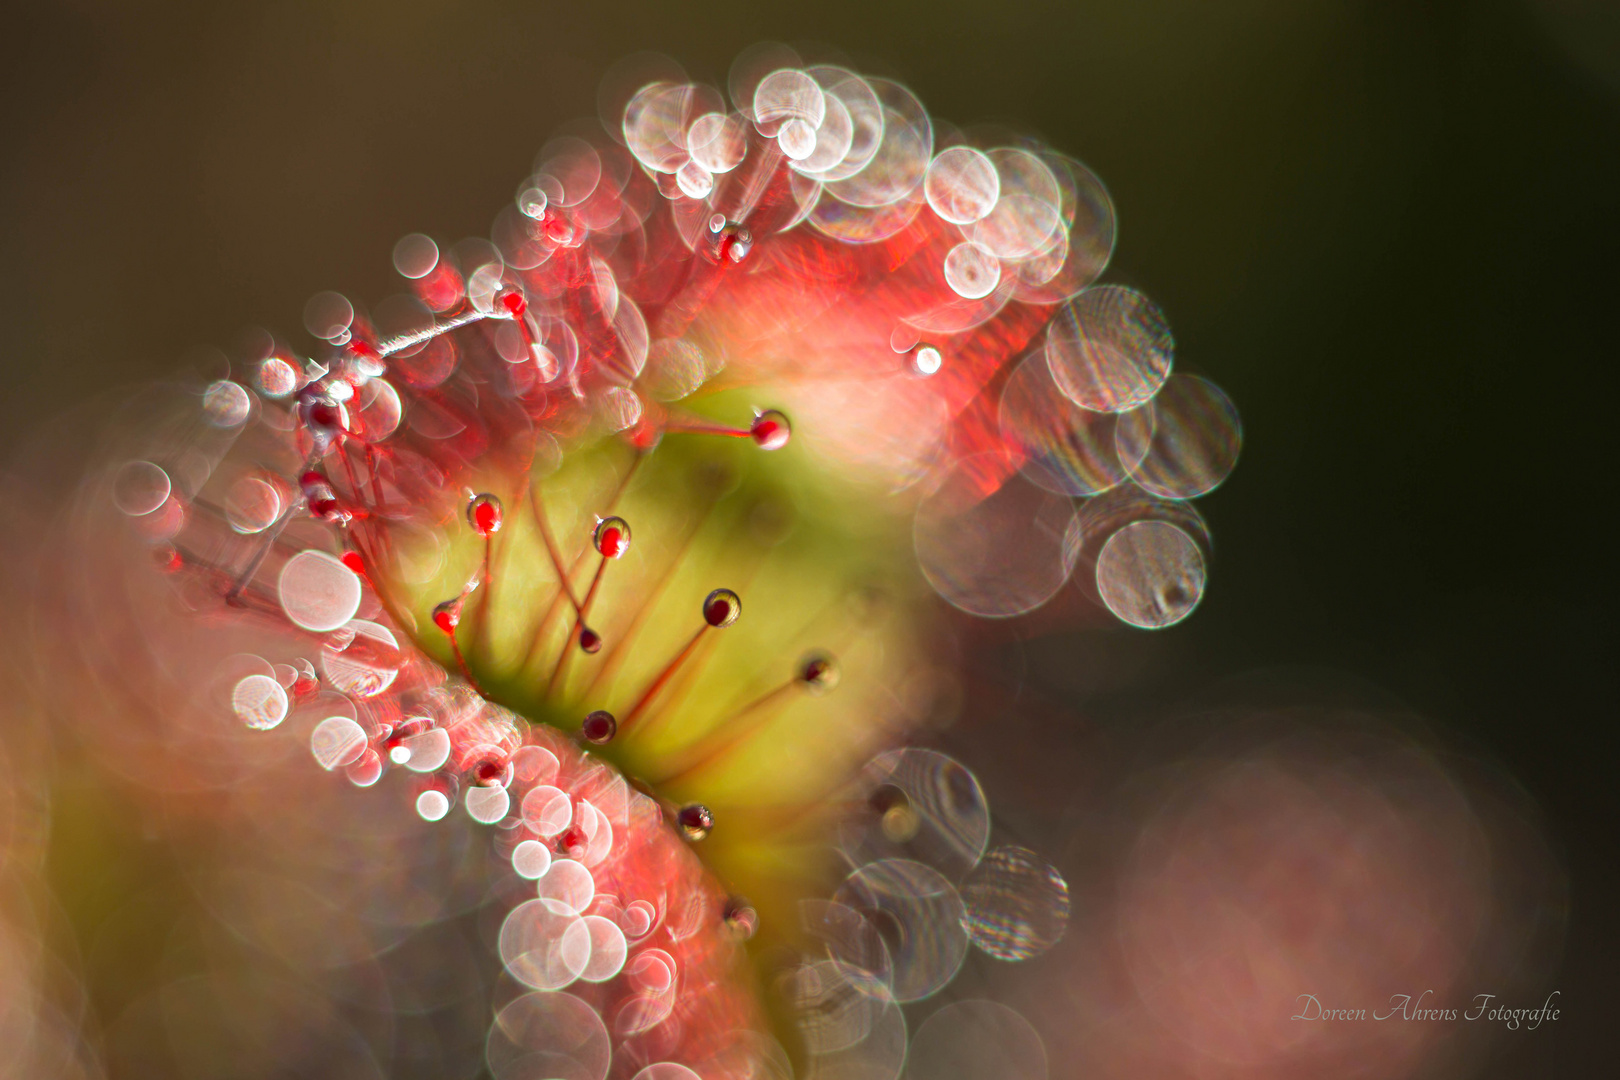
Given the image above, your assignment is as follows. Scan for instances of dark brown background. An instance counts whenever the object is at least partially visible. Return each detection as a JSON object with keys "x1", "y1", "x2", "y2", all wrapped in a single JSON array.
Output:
[{"x1": 3, "y1": 0, "x2": 1614, "y2": 1075}]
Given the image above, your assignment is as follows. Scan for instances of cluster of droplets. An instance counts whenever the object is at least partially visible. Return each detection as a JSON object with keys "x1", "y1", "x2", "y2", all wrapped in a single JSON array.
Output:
[
  {"x1": 757, "y1": 747, "x2": 1068, "y2": 1077},
  {"x1": 96, "y1": 40, "x2": 1249, "y2": 1080}
]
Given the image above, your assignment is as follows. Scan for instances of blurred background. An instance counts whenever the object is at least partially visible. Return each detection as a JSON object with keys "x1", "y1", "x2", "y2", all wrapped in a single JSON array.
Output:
[{"x1": 1, "y1": 0, "x2": 1613, "y2": 1076}]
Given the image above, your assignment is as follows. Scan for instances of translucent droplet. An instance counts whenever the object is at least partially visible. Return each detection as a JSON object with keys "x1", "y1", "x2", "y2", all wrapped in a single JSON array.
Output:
[
  {"x1": 231, "y1": 673, "x2": 288, "y2": 730},
  {"x1": 623, "y1": 82, "x2": 697, "y2": 174},
  {"x1": 750, "y1": 409, "x2": 791, "y2": 449},
  {"x1": 972, "y1": 148, "x2": 1063, "y2": 260},
  {"x1": 778, "y1": 117, "x2": 817, "y2": 159},
  {"x1": 790, "y1": 91, "x2": 854, "y2": 174},
  {"x1": 944, "y1": 241, "x2": 1002, "y2": 299},
  {"x1": 581, "y1": 709, "x2": 617, "y2": 744},
  {"x1": 910, "y1": 343, "x2": 943, "y2": 377},
  {"x1": 676, "y1": 158, "x2": 714, "y2": 199},
  {"x1": 393, "y1": 233, "x2": 440, "y2": 278},
  {"x1": 677, "y1": 803, "x2": 713, "y2": 841},
  {"x1": 1095, "y1": 519, "x2": 1206, "y2": 629},
  {"x1": 754, "y1": 69, "x2": 826, "y2": 133},
  {"x1": 843, "y1": 748, "x2": 991, "y2": 880},
  {"x1": 278, "y1": 550, "x2": 363, "y2": 633},
  {"x1": 465, "y1": 745, "x2": 513, "y2": 788},
  {"x1": 790, "y1": 652, "x2": 837, "y2": 696},
  {"x1": 537, "y1": 858, "x2": 596, "y2": 914},
  {"x1": 1045, "y1": 285, "x2": 1173, "y2": 413},
  {"x1": 713, "y1": 221, "x2": 754, "y2": 263},
  {"x1": 999, "y1": 348, "x2": 1150, "y2": 497},
  {"x1": 513, "y1": 839, "x2": 553, "y2": 880},
  {"x1": 466, "y1": 784, "x2": 512, "y2": 825},
  {"x1": 593, "y1": 516, "x2": 631, "y2": 559},
  {"x1": 203, "y1": 380, "x2": 251, "y2": 427},
  {"x1": 113, "y1": 461, "x2": 171, "y2": 517},
  {"x1": 258, "y1": 356, "x2": 298, "y2": 397},
  {"x1": 346, "y1": 747, "x2": 383, "y2": 787},
  {"x1": 416, "y1": 789, "x2": 450, "y2": 821},
  {"x1": 303, "y1": 290, "x2": 354, "y2": 342},
  {"x1": 688, "y1": 111, "x2": 748, "y2": 173},
  {"x1": 578, "y1": 626, "x2": 603, "y2": 653},
  {"x1": 703, "y1": 589, "x2": 741, "y2": 628},
  {"x1": 578, "y1": 916, "x2": 629, "y2": 982},
  {"x1": 723, "y1": 897, "x2": 759, "y2": 941},
  {"x1": 823, "y1": 78, "x2": 931, "y2": 208},
  {"x1": 522, "y1": 785, "x2": 573, "y2": 838},
  {"x1": 961, "y1": 845, "x2": 1070, "y2": 961},
  {"x1": 310, "y1": 716, "x2": 367, "y2": 771},
  {"x1": 914, "y1": 456, "x2": 1080, "y2": 619},
  {"x1": 925, "y1": 146, "x2": 1000, "y2": 224},
  {"x1": 401, "y1": 727, "x2": 451, "y2": 772},
  {"x1": 467, "y1": 492, "x2": 503, "y2": 537},
  {"x1": 432, "y1": 597, "x2": 463, "y2": 634},
  {"x1": 1117, "y1": 374, "x2": 1242, "y2": 499},
  {"x1": 225, "y1": 476, "x2": 282, "y2": 534},
  {"x1": 623, "y1": 900, "x2": 657, "y2": 939},
  {"x1": 498, "y1": 900, "x2": 591, "y2": 991},
  {"x1": 834, "y1": 858, "x2": 969, "y2": 1002},
  {"x1": 321, "y1": 619, "x2": 401, "y2": 698}
]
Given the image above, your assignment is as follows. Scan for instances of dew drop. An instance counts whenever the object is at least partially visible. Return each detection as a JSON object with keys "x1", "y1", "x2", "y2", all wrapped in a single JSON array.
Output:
[
  {"x1": 278, "y1": 550, "x2": 363, "y2": 633},
  {"x1": 310, "y1": 716, "x2": 367, "y2": 771},
  {"x1": 466, "y1": 784, "x2": 512, "y2": 824},
  {"x1": 961, "y1": 844, "x2": 1070, "y2": 961},
  {"x1": 578, "y1": 626, "x2": 603, "y2": 653},
  {"x1": 346, "y1": 748, "x2": 383, "y2": 788},
  {"x1": 416, "y1": 789, "x2": 451, "y2": 821},
  {"x1": 298, "y1": 388, "x2": 349, "y2": 448},
  {"x1": 496, "y1": 285, "x2": 527, "y2": 318},
  {"x1": 676, "y1": 159, "x2": 714, "y2": 199},
  {"x1": 703, "y1": 588, "x2": 741, "y2": 628},
  {"x1": 925, "y1": 145, "x2": 1001, "y2": 225},
  {"x1": 798, "y1": 652, "x2": 839, "y2": 695},
  {"x1": 537, "y1": 858, "x2": 596, "y2": 914},
  {"x1": 113, "y1": 461, "x2": 171, "y2": 517},
  {"x1": 582, "y1": 710, "x2": 617, "y2": 745},
  {"x1": 513, "y1": 839, "x2": 553, "y2": 880},
  {"x1": 516, "y1": 186, "x2": 548, "y2": 219},
  {"x1": 231, "y1": 673, "x2": 289, "y2": 730},
  {"x1": 578, "y1": 916, "x2": 629, "y2": 982},
  {"x1": 304, "y1": 291, "x2": 354, "y2": 341},
  {"x1": 467, "y1": 492, "x2": 504, "y2": 537},
  {"x1": 676, "y1": 803, "x2": 713, "y2": 841},
  {"x1": 522, "y1": 785, "x2": 573, "y2": 838},
  {"x1": 944, "y1": 241, "x2": 1002, "y2": 299},
  {"x1": 402, "y1": 727, "x2": 452, "y2": 772},
  {"x1": 226, "y1": 476, "x2": 282, "y2": 534},
  {"x1": 1095, "y1": 519, "x2": 1207, "y2": 629},
  {"x1": 749, "y1": 409, "x2": 791, "y2": 450},
  {"x1": 203, "y1": 380, "x2": 251, "y2": 427},
  {"x1": 622, "y1": 900, "x2": 657, "y2": 939},
  {"x1": 778, "y1": 117, "x2": 817, "y2": 159},
  {"x1": 393, "y1": 233, "x2": 440, "y2": 279},
  {"x1": 593, "y1": 516, "x2": 632, "y2": 558},
  {"x1": 258, "y1": 356, "x2": 298, "y2": 397},
  {"x1": 465, "y1": 746, "x2": 513, "y2": 788},
  {"x1": 432, "y1": 597, "x2": 463, "y2": 634},
  {"x1": 723, "y1": 896, "x2": 758, "y2": 941},
  {"x1": 714, "y1": 222, "x2": 753, "y2": 263},
  {"x1": 907, "y1": 348, "x2": 946, "y2": 382}
]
